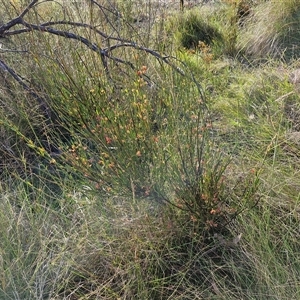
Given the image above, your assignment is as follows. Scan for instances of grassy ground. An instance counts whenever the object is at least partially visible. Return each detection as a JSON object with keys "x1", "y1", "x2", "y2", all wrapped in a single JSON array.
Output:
[{"x1": 1, "y1": 0, "x2": 300, "y2": 299}]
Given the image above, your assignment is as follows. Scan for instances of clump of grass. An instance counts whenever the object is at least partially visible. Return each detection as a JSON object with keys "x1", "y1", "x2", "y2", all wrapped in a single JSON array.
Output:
[
  {"x1": 0, "y1": 181, "x2": 76, "y2": 299},
  {"x1": 238, "y1": 0, "x2": 300, "y2": 60},
  {"x1": 174, "y1": 11, "x2": 223, "y2": 49}
]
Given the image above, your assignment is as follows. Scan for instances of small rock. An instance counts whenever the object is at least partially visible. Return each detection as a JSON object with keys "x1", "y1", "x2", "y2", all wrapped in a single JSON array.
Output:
[
  {"x1": 286, "y1": 131, "x2": 300, "y2": 146},
  {"x1": 289, "y1": 69, "x2": 300, "y2": 85}
]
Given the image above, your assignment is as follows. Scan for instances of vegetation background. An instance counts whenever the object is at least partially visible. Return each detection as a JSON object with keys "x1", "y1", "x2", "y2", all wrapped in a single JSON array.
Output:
[{"x1": 0, "y1": 0, "x2": 300, "y2": 299}]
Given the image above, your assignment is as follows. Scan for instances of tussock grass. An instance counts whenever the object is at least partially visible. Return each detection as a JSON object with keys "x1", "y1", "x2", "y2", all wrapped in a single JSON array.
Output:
[
  {"x1": 174, "y1": 11, "x2": 223, "y2": 49},
  {"x1": 238, "y1": 0, "x2": 300, "y2": 60}
]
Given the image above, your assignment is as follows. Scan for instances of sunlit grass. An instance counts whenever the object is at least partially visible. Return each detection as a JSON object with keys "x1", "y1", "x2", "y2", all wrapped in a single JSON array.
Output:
[{"x1": 238, "y1": 0, "x2": 300, "y2": 60}]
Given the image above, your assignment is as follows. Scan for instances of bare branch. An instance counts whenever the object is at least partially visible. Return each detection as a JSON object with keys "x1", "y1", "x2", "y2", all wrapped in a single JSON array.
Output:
[
  {"x1": 0, "y1": 0, "x2": 38, "y2": 36},
  {"x1": 39, "y1": 21, "x2": 132, "y2": 43},
  {"x1": 21, "y1": 20, "x2": 105, "y2": 53},
  {"x1": 19, "y1": 0, "x2": 39, "y2": 19},
  {"x1": 12, "y1": 18, "x2": 186, "y2": 82},
  {"x1": 1, "y1": 20, "x2": 132, "y2": 44},
  {"x1": 0, "y1": 17, "x2": 22, "y2": 36},
  {"x1": 0, "y1": 0, "x2": 185, "y2": 79},
  {"x1": 0, "y1": 0, "x2": 204, "y2": 105},
  {"x1": 0, "y1": 59, "x2": 51, "y2": 119}
]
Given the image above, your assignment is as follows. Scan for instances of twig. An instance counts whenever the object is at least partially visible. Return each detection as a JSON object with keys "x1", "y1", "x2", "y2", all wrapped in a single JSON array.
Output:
[{"x1": 0, "y1": 59, "x2": 51, "y2": 120}]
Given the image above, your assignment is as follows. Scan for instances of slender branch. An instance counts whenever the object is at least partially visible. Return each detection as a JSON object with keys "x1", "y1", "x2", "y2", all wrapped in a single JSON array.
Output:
[
  {"x1": 0, "y1": 48, "x2": 28, "y2": 53},
  {"x1": 0, "y1": 17, "x2": 22, "y2": 36},
  {"x1": 0, "y1": 59, "x2": 51, "y2": 119},
  {"x1": 19, "y1": 0, "x2": 39, "y2": 18},
  {"x1": 21, "y1": 20, "x2": 105, "y2": 53},
  {"x1": 0, "y1": 0, "x2": 38, "y2": 35},
  {"x1": 16, "y1": 19, "x2": 186, "y2": 80},
  {"x1": 39, "y1": 21, "x2": 132, "y2": 43},
  {"x1": 0, "y1": 0, "x2": 187, "y2": 79}
]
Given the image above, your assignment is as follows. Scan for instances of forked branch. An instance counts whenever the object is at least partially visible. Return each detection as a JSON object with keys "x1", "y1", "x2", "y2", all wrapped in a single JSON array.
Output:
[{"x1": 0, "y1": 0, "x2": 204, "y2": 102}]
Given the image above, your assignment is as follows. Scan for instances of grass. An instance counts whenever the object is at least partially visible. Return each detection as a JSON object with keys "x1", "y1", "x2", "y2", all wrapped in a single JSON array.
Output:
[
  {"x1": 238, "y1": 0, "x2": 300, "y2": 60},
  {"x1": 1, "y1": 0, "x2": 300, "y2": 299}
]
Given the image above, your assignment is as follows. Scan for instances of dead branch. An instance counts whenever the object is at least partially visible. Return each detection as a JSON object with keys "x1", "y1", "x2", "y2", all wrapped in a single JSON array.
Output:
[
  {"x1": 0, "y1": 0, "x2": 205, "y2": 105},
  {"x1": 0, "y1": 58, "x2": 51, "y2": 120}
]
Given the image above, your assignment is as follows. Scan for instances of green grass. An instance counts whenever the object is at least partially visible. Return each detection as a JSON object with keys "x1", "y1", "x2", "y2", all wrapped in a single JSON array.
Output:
[{"x1": 1, "y1": 0, "x2": 300, "y2": 299}]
